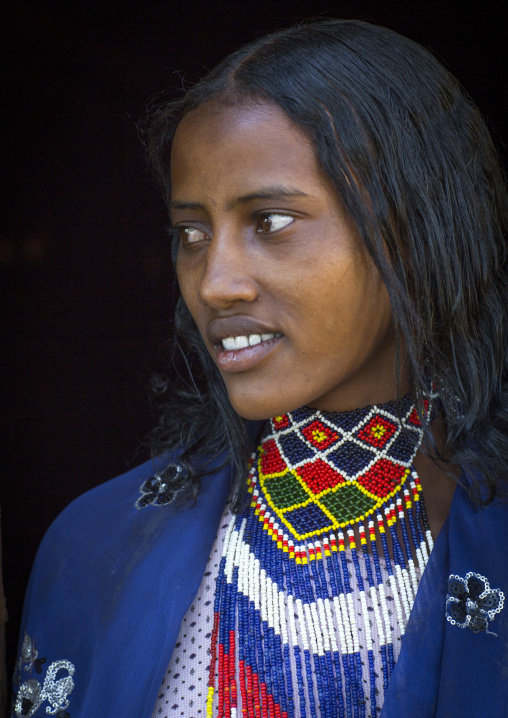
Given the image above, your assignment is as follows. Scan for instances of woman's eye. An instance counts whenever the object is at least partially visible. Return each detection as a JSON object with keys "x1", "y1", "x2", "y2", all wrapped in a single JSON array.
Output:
[
  {"x1": 178, "y1": 227, "x2": 208, "y2": 244},
  {"x1": 257, "y1": 214, "x2": 294, "y2": 233}
]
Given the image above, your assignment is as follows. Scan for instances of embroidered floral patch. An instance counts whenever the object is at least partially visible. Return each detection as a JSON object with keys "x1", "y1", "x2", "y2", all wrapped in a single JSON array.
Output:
[
  {"x1": 13, "y1": 633, "x2": 75, "y2": 717},
  {"x1": 446, "y1": 572, "x2": 505, "y2": 634},
  {"x1": 135, "y1": 463, "x2": 185, "y2": 508}
]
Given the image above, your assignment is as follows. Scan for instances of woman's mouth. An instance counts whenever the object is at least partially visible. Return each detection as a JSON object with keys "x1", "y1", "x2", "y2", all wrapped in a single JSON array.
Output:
[{"x1": 215, "y1": 333, "x2": 283, "y2": 372}]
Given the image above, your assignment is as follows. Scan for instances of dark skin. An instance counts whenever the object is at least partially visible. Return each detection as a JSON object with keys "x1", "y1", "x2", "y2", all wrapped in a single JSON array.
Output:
[
  {"x1": 414, "y1": 415, "x2": 457, "y2": 540},
  {"x1": 171, "y1": 99, "x2": 456, "y2": 546}
]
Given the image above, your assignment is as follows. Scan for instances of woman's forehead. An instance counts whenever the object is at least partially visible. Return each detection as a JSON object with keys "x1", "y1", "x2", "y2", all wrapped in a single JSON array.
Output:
[
  {"x1": 172, "y1": 100, "x2": 313, "y2": 162},
  {"x1": 170, "y1": 101, "x2": 325, "y2": 202}
]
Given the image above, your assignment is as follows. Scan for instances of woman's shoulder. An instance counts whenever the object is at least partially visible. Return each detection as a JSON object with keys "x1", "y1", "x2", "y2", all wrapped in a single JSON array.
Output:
[
  {"x1": 27, "y1": 458, "x2": 172, "y2": 590},
  {"x1": 35, "y1": 449, "x2": 232, "y2": 569},
  {"x1": 42, "y1": 456, "x2": 172, "y2": 539},
  {"x1": 14, "y1": 453, "x2": 233, "y2": 717},
  {"x1": 22, "y1": 449, "x2": 232, "y2": 626}
]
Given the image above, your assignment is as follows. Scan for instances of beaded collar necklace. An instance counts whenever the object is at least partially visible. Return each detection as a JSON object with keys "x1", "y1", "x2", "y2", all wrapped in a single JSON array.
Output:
[{"x1": 207, "y1": 394, "x2": 435, "y2": 718}]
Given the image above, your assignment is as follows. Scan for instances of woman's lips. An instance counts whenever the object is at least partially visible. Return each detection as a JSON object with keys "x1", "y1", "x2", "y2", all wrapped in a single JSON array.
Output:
[
  {"x1": 206, "y1": 316, "x2": 284, "y2": 373},
  {"x1": 215, "y1": 334, "x2": 283, "y2": 373}
]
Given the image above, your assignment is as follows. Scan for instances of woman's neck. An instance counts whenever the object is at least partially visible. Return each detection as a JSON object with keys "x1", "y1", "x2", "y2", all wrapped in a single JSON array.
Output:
[{"x1": 414, "y1": 412, "x2": 458, "y2": 540}]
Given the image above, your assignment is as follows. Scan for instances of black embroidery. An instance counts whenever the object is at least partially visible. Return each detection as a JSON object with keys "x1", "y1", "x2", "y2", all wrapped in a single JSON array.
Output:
[
  {"x1": 135, "y1": 463, "x2": 186, "y2": 508},
  {"x1": 446, "y1": 572, "x2": 505, "y2": 633},
  {"x1": 34, "y1": 658, "x2": 46, "y2": 675}
]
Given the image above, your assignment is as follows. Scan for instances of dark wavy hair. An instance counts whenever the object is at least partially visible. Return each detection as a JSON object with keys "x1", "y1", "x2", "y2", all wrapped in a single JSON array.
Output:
[{"x1": 142, "y1": 19, "x2": 508, "y2": 507}]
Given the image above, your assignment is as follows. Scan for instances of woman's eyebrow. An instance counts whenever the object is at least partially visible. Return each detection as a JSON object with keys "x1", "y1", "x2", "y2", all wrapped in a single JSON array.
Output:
[
  {"x1": 169, "y1": 200, "x2": 204, "y2": 211},
  {"x1": 169, "y1": 185, "x2": 310, "y2": 212},
  {"x1": 228, "y1": 185, "x2": 310, "y2": 208}
]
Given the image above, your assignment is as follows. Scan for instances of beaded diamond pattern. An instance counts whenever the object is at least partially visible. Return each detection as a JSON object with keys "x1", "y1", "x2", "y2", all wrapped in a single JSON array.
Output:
[{"x1": 259, "y1": 399, "x2": 428, "y2": 540}]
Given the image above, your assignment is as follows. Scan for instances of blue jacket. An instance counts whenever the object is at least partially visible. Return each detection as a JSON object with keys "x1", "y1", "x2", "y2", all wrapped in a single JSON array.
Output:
[{"x1": 12, "y1": 451, "x2": 508, "y2": 717}]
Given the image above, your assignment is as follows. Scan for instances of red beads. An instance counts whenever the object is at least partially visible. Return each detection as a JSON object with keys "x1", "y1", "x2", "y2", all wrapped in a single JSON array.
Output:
[
  {"x1": 301, "y1": 419, "x2": 340, "y2": 449},
  {"x1": 357, "y1": 459, "x2": 406, "y2": 498},
  {"x1": 260, "y1": 440, "x2": 286, "y2": 474},
  {"x1": 357, "y1": 414, "x2": 397, "y2": 448},
  {"x1": 297, "y1": 458, "x2": 345, "y2": 494}
]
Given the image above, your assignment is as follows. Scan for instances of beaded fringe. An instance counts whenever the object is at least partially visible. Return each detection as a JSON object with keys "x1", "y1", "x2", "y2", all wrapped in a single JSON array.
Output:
[{"x1": 207, "y1": 399, "x2": 435, "y2": 717}]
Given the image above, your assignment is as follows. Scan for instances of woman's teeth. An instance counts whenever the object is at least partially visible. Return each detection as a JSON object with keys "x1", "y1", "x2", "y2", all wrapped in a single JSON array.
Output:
[{"x1": 221, "y1": 333, "x2": 281, "y2": 350}]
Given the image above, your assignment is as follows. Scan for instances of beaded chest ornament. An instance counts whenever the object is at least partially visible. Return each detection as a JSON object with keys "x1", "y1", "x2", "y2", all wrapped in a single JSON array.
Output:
[{"x1": 207, "y1": 395, "x2": 435, "y2": 718}]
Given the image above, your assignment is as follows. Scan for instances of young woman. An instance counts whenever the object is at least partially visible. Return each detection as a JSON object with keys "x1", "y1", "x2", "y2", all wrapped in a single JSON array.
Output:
[{"x1": 12, "y1": 19, "x2": 508, "y2": 718}]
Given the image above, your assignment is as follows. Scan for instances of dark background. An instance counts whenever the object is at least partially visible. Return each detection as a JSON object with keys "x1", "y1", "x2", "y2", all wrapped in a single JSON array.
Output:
[{"x1": 1, "y1": 0, "x2": 506, "y2": 687}]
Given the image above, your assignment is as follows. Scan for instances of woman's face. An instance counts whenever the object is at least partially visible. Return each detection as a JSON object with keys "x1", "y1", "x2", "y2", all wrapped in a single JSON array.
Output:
[{"x1": 171, "y1": 101, "x2": 397, "y2": 420}]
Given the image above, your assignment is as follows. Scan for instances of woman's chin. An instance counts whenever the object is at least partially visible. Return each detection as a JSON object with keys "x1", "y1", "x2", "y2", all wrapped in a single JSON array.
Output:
[{"x1": 226, "y1": 387, "x2": 309, "y2": 422}]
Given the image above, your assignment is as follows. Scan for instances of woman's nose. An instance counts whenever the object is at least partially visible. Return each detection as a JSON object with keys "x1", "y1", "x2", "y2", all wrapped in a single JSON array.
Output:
[{"x1": 198, "y1": 233, "x2": 258, "y2": 309}]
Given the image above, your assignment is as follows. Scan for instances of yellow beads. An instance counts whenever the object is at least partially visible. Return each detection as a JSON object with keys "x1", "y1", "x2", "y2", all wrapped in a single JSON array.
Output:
[
  {"x1": 311, "y1": 428, "x2": 329, "y2": 443},
  {"x1": 370, "y1": 423, "x2": 387, "y2": 440},
  {"x1": 206, "y1": 686, "x2": 215, "y2": 717}
]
